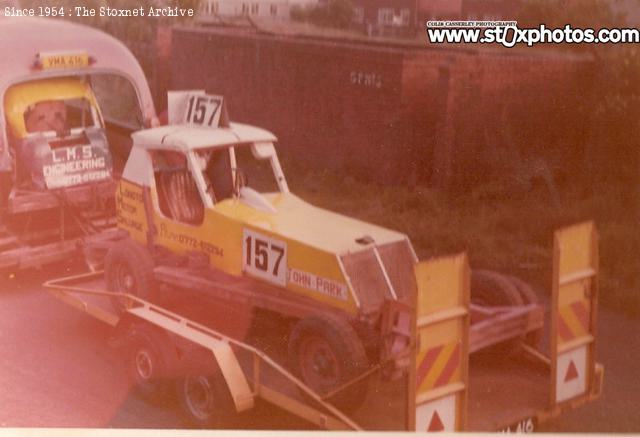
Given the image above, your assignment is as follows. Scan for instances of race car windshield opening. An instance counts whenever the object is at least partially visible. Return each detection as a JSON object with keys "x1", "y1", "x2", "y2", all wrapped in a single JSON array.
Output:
[
  {"x1": 196, "y1": 144, "x2": 279, "y2": 204},
  {"x1": 198, "y1": 148, "x2": 234, "y2": 203},
  {"x1": 234, "y1": 144, "x2": 279, "y2": 193}
]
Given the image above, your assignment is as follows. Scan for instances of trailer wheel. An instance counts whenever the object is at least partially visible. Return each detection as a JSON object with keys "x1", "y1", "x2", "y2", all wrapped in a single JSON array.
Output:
[
  {"x1": 177, "y1": 370, "x2": 236, "y2": 429},
  {"x1": 288, "y1": 313, "x2": 368, "y2": 413},
  {"x1": 125, "y1": 323, "x2": 171, "y2": 402},
  {"x1": 105, "y1": 238, "x2": 155, "y2": 313}
]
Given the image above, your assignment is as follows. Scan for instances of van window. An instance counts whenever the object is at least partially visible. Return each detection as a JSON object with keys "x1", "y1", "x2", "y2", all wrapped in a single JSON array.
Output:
[{"x1": 91, "y1": 74, "x2": 143, "y2": 128}]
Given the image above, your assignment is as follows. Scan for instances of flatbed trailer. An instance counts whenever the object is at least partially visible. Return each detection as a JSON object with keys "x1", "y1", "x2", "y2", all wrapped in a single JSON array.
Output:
[
  {"x1": 44, "y1": 269, "x2": 363, "y2": 430},
  {"x1": 41, "y1": 221, "x2": 603, "y2": 432},
  {"x1": 408, "y1": 221, "x2": 603, "y2": 432}
]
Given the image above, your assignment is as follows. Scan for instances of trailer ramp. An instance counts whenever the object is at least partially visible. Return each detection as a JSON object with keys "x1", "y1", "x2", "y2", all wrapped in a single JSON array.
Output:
[
  {"x1": 407, "y1": 222, "x2": 604, "y2": 432},
  {"x1": 44, "y1": 271, "x2": 361, "y2": 431}
]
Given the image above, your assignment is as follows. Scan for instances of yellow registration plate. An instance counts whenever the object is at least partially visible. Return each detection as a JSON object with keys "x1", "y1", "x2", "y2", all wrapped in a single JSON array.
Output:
[{"x1": 39, "y1": 52, "x2": 89, "y2": 70}]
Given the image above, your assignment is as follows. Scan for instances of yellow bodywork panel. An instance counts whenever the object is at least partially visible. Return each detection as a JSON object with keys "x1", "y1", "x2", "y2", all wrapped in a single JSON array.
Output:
[
  {"x1": 216, "y1": 192, "x2": 404, "y2": 254},
  {"x1": 410, "y1": 253, "x2": 469, "y2": 431},
  {"x1": 115, "y1": 180, "x2": 149, "y2": 243},
  {"x1": 555, "y1": 221, "x2": 596, "y2": 279},
  {"x1": 415, "y1": 254, "x2": 468, "y2": 316},
  {"x1": 551, "y1": 221, "x2": 599, "y2": 407},
  {"x1": 4, "y1": 77, "x2": 99, "y2": 139},
  {"x1": 419, "y1": 319, "x2": 463, "y2": 348},
  {"x1": 558, "y1": 279, "x2": 591, "y2": 307},
  {"x1": 552, "y1": 221, "x2": 598, "y2": 347},
  {"x1": 116, "y1": 179, "x2": 361, "y2": 315}
]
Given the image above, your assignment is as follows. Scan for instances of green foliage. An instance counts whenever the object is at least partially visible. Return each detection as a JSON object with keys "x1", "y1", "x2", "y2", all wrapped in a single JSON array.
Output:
[
  {"x1": 285, "y1": 161, "x2": 640, "y2": 318},
  {"x1": 591, "y1": 45, "x2": 640, "y2": 184},
  {"x1": 291, "y1": 0, "x2": 355, "y2": 29},
  {"x1": 505, "y1": 0, "x2": 640, "y2": 192},
  {"x1": 290, "y1": 4, "x2": 307, "y2": 22},
  {"x1": 324, "y1": 0, "x2": 355, "y2": 28},
  {"x1": 469, "y1": 4, "x2": 640, "y2": 313},
  {"x1": 517, "y1": 0, "x2": 626, "y2": 30}
]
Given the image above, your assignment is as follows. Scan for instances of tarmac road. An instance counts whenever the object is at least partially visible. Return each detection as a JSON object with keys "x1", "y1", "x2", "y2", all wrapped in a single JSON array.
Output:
[{"x1": 0, "y1": 263, "x2": 638, "y2": 432}]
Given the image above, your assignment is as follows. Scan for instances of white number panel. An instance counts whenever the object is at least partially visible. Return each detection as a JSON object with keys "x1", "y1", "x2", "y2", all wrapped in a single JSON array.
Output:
[{"x1": 242, "y1": 228, "x2": 288, "y2": 286}]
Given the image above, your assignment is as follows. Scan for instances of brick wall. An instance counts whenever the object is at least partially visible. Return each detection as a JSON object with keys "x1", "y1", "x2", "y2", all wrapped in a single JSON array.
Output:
[{"x1": 167, "y1": 27, "x2": 594, "y2": 188}]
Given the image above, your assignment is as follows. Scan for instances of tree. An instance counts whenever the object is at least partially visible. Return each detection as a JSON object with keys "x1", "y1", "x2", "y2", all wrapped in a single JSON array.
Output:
[
  {"x1": 517, "y1": 0, "x2": 625, "y2": 31},
  {"x1": 324, "y1": 0, "x2": 355, "y2": 29},
  {"x1": 514, "y1": 0, "x2": 640, "y2": 190},
  {"x1": 291, "y1": 0, "x2": 355, "y2": 30}
]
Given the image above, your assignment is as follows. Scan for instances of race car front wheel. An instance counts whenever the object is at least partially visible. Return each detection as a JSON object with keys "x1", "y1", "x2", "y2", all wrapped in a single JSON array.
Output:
[
  {"x1": 288, "y1": 313, "x2": 369, "y2": 413},
  {"x1": 105, "y1": 238, "x2": 156, "y2": 313}
]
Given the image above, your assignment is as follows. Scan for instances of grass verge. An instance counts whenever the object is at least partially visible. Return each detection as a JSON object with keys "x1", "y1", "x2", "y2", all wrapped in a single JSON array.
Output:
[{"x1": 287, "y1": 165, "x2": 639, "y2": 318}]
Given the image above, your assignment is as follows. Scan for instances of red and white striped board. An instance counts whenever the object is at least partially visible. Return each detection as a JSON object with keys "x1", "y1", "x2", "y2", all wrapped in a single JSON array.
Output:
[
  {"x1": 551, "y1": 221, "x2": 598, "y2": 405},
  {"x1": 409, "y1": 254, "x2": 469, "y2": 432}
]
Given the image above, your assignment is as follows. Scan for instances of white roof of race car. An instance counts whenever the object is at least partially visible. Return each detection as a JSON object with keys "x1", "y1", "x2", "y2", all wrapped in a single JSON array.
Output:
[{"x1": 131, "y1": 123, "x2": 277, "y2": 151}]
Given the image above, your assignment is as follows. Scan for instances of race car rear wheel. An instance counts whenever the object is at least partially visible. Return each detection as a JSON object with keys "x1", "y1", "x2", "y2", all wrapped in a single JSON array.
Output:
[
  {"x1": 288, "y1": 313, "x2": 369, "y2": 413},
  {"x1": 508, "y1": 275, "x2": 543, "y2": 348},
  {"x1": 105, "y1": 238, "x2": 155, "y2": 314},
  {"x1": 471, "y1": 269, "x2": 524, "y2": 307},
  {"x1": 471, "y1": 269, "x2": 541, "y2": 353}
]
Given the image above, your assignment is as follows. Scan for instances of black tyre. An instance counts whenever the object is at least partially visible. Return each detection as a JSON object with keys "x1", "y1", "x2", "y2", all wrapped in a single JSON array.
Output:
[
  {"x1": 105, "y1": 238, "x2": 155, "y2": 313},
  {"x1": 471, "y1": 270, "x2": 541, "y2": 354},
  {"x1": 508, "y1": 275, "x2": 544, "y2": 348},
  {"x1": 508, "y1": 275, "x2": 539, "y2": 305},
  {"x1": 288, "y1": 313, "x2": 369, "y2": 413},
  {"x1": 125, "y1": 323, "x2": 172, "y2": 403},
  {"x1": 471, "y1": 269, "x2": 524, "y2": 307},
  {"x1": 176, "y1": 369, "x2": 236, "y2": 429}
]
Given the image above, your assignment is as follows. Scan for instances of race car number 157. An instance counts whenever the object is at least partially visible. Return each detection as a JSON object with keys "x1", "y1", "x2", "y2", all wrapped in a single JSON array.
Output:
[
  {"x1": 184, "y1": 94, "x2": 223, "y2": 127},
  {"x1": 242, "y1": 229, "x2": 287, "y2": 286}
]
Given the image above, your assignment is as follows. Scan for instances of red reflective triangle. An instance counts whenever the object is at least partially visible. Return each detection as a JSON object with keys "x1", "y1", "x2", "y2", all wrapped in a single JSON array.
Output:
[
  {"x1": 564, "y1": 360, "x2": 579, "y2": 382},
  {"x1": 427, "y1": 411, "x2": 445, "y2": 432}
]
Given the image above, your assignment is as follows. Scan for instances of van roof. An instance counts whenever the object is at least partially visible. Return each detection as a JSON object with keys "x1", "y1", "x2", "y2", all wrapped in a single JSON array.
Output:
[{"x1": 0, "y1": 18, "x2": 155, "y2": 121}]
